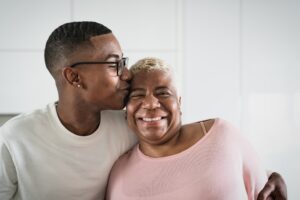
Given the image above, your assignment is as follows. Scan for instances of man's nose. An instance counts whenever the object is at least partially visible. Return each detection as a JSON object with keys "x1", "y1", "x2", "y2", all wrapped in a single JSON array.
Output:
[
  {"x1": 120, "y1": 67, "x2": 132, "y2": 81},
  {"x1": 142, "y1": 95, "x2": 160, "y2": 109}
]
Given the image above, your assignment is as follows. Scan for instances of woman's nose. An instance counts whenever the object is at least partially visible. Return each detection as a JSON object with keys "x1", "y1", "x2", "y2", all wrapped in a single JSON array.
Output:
[{"x1": 142, "y1": 95, "x2": 160, "y2": 109}]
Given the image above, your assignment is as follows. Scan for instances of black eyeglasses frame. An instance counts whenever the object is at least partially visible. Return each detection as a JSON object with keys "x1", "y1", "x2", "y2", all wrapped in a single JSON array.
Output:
[{"x1": 69, "y1": 57, "x2": 129, "y2": 76}]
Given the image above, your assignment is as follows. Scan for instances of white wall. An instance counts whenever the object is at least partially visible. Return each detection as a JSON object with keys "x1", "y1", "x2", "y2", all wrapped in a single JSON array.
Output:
[
  {"x1": 0, "y1": 0, "x2": 299, "y2": 198},
  {"x1": 0, "y1": 0, "x2": 182, "y2": 114},
  {"x1": 183, "y1": 0, "x2": 300, "y2": 199}
]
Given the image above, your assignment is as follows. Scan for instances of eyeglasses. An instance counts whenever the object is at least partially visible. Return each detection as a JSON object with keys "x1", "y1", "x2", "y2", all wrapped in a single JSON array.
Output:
[{"x1": 70, "y1": 57, "x2": 129, "y2": 76}]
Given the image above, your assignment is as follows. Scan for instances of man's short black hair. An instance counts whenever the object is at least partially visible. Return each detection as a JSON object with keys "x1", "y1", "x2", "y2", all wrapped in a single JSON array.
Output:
[{"x1": 44, "y1": 21, "x2": 112, "y2": 76}]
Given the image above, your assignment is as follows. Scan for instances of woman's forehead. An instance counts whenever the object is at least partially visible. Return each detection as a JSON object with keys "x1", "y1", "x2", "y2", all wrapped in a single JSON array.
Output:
[
  {"x1": 133, "y1": 70, "x2": 170, "y2": 81},
  {"x1": 131, "y1": 70, "x2": 177, "y2": 91}
]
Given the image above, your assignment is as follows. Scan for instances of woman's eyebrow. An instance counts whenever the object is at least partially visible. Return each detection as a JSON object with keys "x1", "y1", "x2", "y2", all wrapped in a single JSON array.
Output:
[
  {"x1": 130, "y1": 88, "x2": 145, "y2": 92},
  {"x1": 155, "y1": 86, "x2": 169, "y2": 91}
]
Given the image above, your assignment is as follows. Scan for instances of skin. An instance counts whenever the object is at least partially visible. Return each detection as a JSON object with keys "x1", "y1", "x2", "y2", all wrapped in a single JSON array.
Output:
[
  {"x1": 55, "y1": 33, "x2": 132, "y2": 136},
  {"x1": 47, "y1": 30, "x2": 286, "y2": 199},
  {"x1": 126, "y1": 68, "x2": 287, "y2": 199},
  {"x1": 257, "y1": 172, "x2": 287, "y2": 200},
  {"x1": 126, "y1": 69, "x2": 214, "y2": 157}
]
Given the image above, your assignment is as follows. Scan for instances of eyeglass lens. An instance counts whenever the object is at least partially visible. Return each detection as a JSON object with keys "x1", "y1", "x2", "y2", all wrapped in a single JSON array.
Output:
[{"x1": 117, "y1": 58, "x2": 128, "y2": 76}]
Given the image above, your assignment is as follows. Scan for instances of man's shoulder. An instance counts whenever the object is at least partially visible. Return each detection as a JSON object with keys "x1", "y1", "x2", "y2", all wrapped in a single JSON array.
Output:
[
  {"x1": 0, "y1": 104, "x2": 51, "y2": 139},
  {"x1": 101, "y1": 109, "x2": 137, "y2": 143},
  {"x1": 101, "y1": 110, "x2": 126, "y2": 119},
  {"x1": 101, "y1": 110, "x2": 127, "y2": 125}
]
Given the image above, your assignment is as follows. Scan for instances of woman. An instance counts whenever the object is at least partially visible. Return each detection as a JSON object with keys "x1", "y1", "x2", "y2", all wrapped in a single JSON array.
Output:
[{"x1": 106, "y1": 57, "x2": 277, "y2": 199}]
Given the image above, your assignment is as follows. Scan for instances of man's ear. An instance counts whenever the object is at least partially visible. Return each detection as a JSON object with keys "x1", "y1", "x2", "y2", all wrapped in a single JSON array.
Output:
[{"x1": 62, "y1": 67, "x2": 82, "y2": 88}]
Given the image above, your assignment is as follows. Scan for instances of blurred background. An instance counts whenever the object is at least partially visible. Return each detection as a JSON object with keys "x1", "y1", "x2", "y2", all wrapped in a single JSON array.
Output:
[{"x1": 0, "y1": 0, "x2": 299, "y2": 198}]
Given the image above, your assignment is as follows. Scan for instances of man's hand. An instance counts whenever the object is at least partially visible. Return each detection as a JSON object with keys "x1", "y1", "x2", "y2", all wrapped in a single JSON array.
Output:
[{"x1": 257, "y1": 172, "x2": 287, "y2": 200}]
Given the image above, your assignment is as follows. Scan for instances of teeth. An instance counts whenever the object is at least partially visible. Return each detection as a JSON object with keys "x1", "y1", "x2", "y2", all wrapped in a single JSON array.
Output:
[{"x1": 142, "y1": 117, "x2": 162, "y2": 122}]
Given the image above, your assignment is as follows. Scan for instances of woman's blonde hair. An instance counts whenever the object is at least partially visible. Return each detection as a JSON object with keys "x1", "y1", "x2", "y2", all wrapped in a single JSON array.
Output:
[
  {"x1": 130, "y1": 57, "x2": 170, "y2": 75},
  {"x1": 130, "y1": 57, "x2": 181, "y2": 96}
]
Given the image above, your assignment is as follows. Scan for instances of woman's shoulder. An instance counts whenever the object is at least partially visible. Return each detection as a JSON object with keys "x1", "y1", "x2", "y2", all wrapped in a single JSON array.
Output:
[
  {"x1": 202, "y1": 118, "x2": 216, "y2": 132},
  {"x1": 187, "y1": 118, "x2": 241, "y2": 139},
  {"x1": 184, "y1": 118, "x2": 216, "y2": 133},
  {"x1": 114, "y1": 145, "x2": 137, "y2": 165}
]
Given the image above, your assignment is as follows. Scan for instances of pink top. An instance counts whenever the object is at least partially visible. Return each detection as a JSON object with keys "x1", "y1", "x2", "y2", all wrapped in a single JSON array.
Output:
[{"x1": 106, "y1": 118, "x2": 267, "y2": 200}]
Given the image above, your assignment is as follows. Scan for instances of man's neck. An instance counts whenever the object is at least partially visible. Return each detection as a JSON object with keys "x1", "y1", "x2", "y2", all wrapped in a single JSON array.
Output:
[{"x1": 55, "y1": 101, "x2": 101, "y2": 136}]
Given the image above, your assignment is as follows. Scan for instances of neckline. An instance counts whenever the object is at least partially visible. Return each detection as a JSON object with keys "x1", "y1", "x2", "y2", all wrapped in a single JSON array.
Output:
[
  {"x1": 136, "y1": 118, "x2": 219, "y2": 161},
  {"x1": 47, "y1": 102, "x2": 103, "y2": 145}
]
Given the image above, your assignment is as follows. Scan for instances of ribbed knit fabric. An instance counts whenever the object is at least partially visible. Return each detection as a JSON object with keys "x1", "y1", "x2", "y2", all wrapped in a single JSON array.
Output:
[{"x1": 106, "y1": 118, "x2": 267, "y2": 200}]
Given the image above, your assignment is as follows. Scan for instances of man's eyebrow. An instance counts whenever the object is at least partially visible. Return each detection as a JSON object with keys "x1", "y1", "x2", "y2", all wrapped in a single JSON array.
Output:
[{"x1": 104, "y1": 54, "x2": 122, "y2": 60}]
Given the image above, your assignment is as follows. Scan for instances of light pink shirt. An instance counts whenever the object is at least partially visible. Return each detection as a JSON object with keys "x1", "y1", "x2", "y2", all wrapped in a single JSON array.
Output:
[{"x1": 106, "y1": 118, "x2": 267, "y2": 200}]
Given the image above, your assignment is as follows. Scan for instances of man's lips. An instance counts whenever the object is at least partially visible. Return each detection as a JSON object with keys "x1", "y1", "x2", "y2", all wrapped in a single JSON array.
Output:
[
  {"x1": 120, "y1": 86, "x2": 130, "y2": 95},
  {"x1": 120, "y1": 83, "x2": 130, "y2": 91},
  {"x1": 120, "y1": 87, "x2": 129, "y2": 91}
]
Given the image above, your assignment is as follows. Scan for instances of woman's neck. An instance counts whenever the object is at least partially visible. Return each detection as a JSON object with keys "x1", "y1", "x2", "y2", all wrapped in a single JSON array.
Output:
[
  {"x1": 139, "y1": 128, "x2": 184, "y2": 158},
  {"x1": 138, "y1": 121, "x2": 212, "y2": 158}
]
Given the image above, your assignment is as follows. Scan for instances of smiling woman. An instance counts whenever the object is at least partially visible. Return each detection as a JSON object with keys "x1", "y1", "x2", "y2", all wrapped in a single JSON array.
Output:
[
  {"x1": 127, "y1": 63, "x2": 181, "y2": 147},
  {"x1": 106, "y1": 57, "x2": 270, "y2": 200}
]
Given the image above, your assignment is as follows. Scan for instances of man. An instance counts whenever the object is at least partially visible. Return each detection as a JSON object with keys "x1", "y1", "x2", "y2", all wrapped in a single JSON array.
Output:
[{"x1": 0, "y1": 21, "x2": 286, "y2": 200}]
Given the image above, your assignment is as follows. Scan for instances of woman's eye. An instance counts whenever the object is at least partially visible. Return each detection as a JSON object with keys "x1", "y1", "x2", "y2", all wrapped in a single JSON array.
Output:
[
  {"x1": 158, "y1": 92, "x2": 170, "y2": 97},
  {"x1": 129, "y1": 94, "x2": 144, "y2": 99}
]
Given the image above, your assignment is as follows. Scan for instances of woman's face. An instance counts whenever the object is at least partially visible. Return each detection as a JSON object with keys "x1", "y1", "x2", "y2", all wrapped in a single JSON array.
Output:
[{"x1": 126, "y1": 69, "x2": 181, "y2": 145}]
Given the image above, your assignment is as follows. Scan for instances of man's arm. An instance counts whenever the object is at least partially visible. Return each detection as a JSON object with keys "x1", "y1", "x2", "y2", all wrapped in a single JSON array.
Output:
[
  {"x1": 257, "y1": 172, "x2": 287, "y2": 200},
  {"x1": 0, "y1": 135, "x2": 18, "y2": 199}
]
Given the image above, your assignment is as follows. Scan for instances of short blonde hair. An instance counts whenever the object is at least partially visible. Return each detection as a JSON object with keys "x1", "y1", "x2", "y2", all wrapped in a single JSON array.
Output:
[
  {"x1": 130, "y1": 57, "x2": 181, "y2": 96},
  {"x1": 130, "y1": 57, "x2": 170, "y2": 75}
]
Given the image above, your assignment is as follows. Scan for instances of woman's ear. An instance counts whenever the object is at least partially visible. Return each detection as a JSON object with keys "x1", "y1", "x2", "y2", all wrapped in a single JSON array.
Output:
[
  {"x1": 178, "y1": 96, "x2": 182, "y2": 115},
  {"x1": 62, "y1": 67, "x2": 82, "y2": 88}
]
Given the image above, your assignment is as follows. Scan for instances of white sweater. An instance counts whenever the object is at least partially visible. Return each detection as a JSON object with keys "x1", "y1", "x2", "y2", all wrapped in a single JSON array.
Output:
[{"x1": 0, "y1": 103, "x2": 137, "y2": 200}]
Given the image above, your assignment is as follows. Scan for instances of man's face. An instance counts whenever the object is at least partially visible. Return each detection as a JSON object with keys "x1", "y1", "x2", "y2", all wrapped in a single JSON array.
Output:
[
  {"x1": 70, "y1": 33, "x2": 131, "y2": 110},
  {"x1": 126, "y1": 69, "x2": 181, "y2": 145}
]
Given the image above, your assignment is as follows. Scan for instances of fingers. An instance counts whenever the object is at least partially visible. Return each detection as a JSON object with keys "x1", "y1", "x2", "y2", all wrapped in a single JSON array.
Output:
[
  {"x1": 257, "y1": 172, "x2": 288, "y2": 200},
  {"x1": 270, "y1": 173, "x2": 287, "y2": 200},
  {"x1": 257, "y1": 182, "x2": 275, "y2": 200}
]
